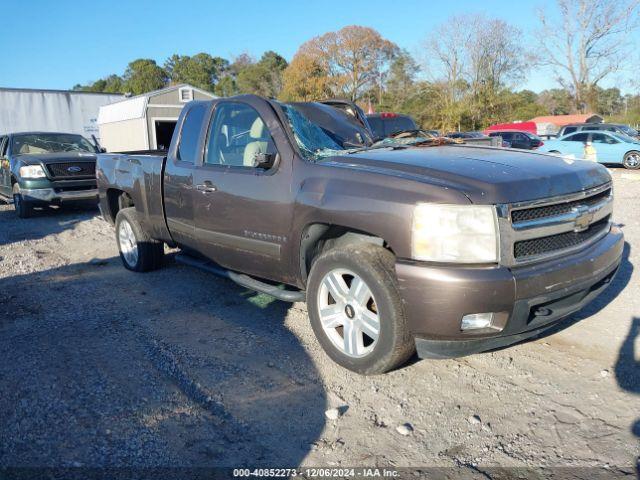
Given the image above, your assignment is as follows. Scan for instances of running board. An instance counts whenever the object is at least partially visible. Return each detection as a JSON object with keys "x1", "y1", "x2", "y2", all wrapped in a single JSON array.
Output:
[{"x1": 175, "y1": 253, "x2": 306, "y2": 303}]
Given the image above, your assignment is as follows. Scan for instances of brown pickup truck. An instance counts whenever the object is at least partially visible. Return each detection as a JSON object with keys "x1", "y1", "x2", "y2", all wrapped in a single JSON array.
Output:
[{"x1": 96, "y1": 94, "x2": 624, "y2": 374}]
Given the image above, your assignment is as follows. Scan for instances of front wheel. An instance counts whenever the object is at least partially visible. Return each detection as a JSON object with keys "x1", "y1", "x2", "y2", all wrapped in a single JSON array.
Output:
[
  {"x1": 623, "y1": 151, "x2": 640, "y2": 169},
  {"x1": 306, "y1": 243, "x2": 415, "y2": 375},
  {"x1": 13, "y1": 184, "x2": 33, "y2": 219},
  {"x1": 115, "y1": 207, "x2": 164, "y2": 272}
]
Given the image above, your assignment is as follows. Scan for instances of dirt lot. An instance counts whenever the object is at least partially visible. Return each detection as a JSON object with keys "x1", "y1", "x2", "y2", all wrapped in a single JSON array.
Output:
[{"x1": 0, "y1": 169, "x2": 638, "y2": 477}]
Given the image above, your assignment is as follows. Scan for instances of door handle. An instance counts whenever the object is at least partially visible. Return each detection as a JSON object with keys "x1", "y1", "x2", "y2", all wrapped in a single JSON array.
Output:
[{"x1": 196, "y1": 184, "x2": 217, "y2": 193}]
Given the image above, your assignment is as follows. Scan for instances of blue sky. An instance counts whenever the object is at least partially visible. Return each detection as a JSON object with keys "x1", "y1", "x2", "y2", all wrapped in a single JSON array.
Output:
[{"x1": 1, "y1": 0, "x2": 636, "y2": 93}]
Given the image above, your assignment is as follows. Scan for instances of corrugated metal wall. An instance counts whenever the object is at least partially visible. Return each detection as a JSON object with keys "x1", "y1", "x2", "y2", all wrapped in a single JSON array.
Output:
[{"x1": 0, "y1": 89, "x2": 123, "y2": 140}]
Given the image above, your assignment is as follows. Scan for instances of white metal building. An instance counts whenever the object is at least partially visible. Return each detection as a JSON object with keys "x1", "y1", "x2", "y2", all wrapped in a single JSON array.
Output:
[
  {"x1": 0, "y1": 88, "x2": 124, "y2": 141},
  {"x1": 97, "y1": 84, "x2": 216, "y2": 152}
]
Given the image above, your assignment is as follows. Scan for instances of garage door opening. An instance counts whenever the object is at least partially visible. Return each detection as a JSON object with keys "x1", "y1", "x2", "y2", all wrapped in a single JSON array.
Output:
[{"x1": 154, "y1": 120, "x2": 177, "y2": 150}]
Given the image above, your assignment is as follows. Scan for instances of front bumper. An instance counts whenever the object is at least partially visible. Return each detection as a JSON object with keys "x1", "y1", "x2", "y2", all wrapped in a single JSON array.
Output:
[
  {"x1": 21, "y1": 187, "x2": 98, "y2": 203},
  {"x1": 396, "y1": 227, "x2": 624, "y2": 358}
]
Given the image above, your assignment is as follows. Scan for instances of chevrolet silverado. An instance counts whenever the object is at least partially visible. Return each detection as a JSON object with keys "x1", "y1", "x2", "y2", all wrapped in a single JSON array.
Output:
[{"x1": 96, "y1": 95, "x2": 624, "y2": 374}]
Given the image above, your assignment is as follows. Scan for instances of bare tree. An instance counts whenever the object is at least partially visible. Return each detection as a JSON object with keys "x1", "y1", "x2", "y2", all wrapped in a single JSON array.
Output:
[
  {"x1": 537, "y1": 0, "x2": 640, "y2": 112},
  {"x1": 425, "y1": 14, "x2": 528, "y2": 130},
  {"x1": 466, "y1": 16, "x2": 529, "y2": 125},
  {"x1": 425, "y1": 16, "x2": 472, "y2": 131}
]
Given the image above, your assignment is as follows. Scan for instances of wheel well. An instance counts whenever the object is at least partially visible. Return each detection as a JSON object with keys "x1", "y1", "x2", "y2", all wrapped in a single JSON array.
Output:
[
  {"x1": 105, "y1": 189, "x2": 134, "y2": 224},
  {"x1": 299, "y1": 224, "x2": 392, "y2": 284}
]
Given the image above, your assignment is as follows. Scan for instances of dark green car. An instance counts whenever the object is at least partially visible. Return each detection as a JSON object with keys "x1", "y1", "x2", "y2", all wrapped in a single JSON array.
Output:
[{"x1": 0, "y1": 132, "x2": 99, "y2": 218}]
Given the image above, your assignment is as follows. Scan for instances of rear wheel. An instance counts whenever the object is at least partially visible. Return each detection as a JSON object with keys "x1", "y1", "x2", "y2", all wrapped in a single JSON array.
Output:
[
  {"x1": 115, "y1": 207, "x2": 164, "y2": 272},
  {"x1": 623, "y1": 151, "x2": 640, "y2": 169},
  {"x1": 12, "y1": 184, "x2": 33, "y2": 219},
  {"x1": 306, "y1": 243, "x2": 415, "y2": 375}
]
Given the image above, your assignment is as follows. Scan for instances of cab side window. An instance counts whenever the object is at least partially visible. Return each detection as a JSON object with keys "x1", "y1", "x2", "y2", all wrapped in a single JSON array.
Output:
[
  {"x1": 204, "y1": 102, "x2": 276, "y2": 168},
  {"x1": 177, "y1": 103, "x2": 208, "y2": 163},
  {"x1": 567, "y1": 133, "x2": 589, "y2": 142},
  {"x1": 562, "y1": 127, "x2": 578, "y2": 135},
  {"x1": 592, "y1": 133, "x2": 618, "y2": 144}
]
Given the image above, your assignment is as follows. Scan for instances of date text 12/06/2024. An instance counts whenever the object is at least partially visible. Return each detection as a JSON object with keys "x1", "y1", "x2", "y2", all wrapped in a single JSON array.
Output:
[{"x1": 232, "y1": 468, "x2": 399, "y2": 477}]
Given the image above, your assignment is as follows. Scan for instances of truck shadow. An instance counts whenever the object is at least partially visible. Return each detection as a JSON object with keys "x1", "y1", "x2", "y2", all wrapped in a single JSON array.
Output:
[
  {"x1": 614, "y1": 317, "x2": 640, "y2": 474},
  {"x1": 0, "y1": 256, "x2": 326, "y2": 468},
  {"x1": 0, "y1": 202, "x2": 98, "y2": 247}
]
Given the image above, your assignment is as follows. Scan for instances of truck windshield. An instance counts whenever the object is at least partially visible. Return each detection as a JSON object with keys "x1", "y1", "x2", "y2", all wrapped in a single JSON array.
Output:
[
  {"x1": 280, "y1": 104, "x2": 348, "y2": 160},
  {"x1": 12, "y1": 133, "x2": 96, "y2": 155},
  {"x1": 280, "y1": 103, "x2": 380, "y2": 160}
]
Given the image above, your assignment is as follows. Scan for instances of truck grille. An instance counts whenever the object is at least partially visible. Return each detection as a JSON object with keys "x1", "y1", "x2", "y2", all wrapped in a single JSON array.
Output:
[
  {"x1": 511, "y1": 188, "x2": 611, "y2": 224},
  {"x1": 498, "y1": 183, "x2": 613, "y2": 266},
  {"x1": 514, "y1": 216, "x2": 611, "y2": 259},
  {"x1": 46, "y1": 162, "x2": 96, "y2": 178}
]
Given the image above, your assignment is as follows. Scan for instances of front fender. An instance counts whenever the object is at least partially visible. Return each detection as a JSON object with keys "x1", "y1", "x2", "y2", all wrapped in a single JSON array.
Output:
[{"x1": 291, "y1": 165, "x2": 471, "y2": 268}]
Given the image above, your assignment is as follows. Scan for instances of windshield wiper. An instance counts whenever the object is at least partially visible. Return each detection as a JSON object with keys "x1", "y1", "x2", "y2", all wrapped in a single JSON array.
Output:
[{"x1": 346, "y1": 144, "x2": 410, "y2": 154}]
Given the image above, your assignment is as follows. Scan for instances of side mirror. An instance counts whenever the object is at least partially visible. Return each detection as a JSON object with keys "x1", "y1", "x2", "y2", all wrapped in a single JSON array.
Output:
[
  {"x1": 253, "y1": 152, "x2": 277, "y2": 169},
  {"x1": 99, "y1": 147, "x2": 107, "y2": 153}
]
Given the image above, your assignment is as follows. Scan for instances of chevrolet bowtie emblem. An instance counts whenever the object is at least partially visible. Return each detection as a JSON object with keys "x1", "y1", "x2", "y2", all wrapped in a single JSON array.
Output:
[{"x1": 572, "y1": 205, "x2": 594, "y2": 232}]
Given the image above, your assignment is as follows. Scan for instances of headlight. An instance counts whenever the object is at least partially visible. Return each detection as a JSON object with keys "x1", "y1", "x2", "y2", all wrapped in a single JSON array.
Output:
[
  {"x1": 19, "y1": 165, "x2": 46, "y2": 179},
  {"x1": 412, "y1": 203, "x2": 499, "y2": 263}
]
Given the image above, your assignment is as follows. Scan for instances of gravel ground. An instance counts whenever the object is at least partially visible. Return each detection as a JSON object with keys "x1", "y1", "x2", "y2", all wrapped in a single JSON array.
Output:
[{"x1": 0, "y1": 170, "x2": 638, "y2": 477}]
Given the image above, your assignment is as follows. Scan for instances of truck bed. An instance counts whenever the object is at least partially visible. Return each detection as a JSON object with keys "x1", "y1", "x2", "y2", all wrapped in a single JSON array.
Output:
[{"x1": 96, "y1": 152, "x2": 171, "y2": 242}]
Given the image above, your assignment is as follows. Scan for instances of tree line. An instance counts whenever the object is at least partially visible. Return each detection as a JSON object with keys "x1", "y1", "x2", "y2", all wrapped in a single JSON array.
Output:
[{"x1": 73, "y1": 0, "x2": 640, "y2": 132}]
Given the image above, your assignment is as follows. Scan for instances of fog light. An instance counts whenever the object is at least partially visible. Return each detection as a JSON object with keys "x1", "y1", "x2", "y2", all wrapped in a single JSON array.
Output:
[{"x1": 461, "y1": 313, "x2": 494, "y2": 331}]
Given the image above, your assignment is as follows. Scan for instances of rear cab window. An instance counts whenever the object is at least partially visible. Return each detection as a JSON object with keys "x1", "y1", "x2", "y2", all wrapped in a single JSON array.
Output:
[
  {"x1": 177, "y1": 103, "x2": 208, "y2": 163},
  {"x1": 566, "y1": 133, "x2": 589, "y2": 142},
  {"x1": 367, "y1": 115, "x2": 416, "y2": 138},
  {"x1": 382, "y1": 116, "x2": 417, "y2": 136}
]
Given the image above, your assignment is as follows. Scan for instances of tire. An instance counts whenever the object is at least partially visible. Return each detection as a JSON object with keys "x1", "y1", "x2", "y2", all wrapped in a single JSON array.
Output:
[
  {"x1": 12, "y1": 184, "x2": 33, "y2": 219},
  {"x1": 623, "y1": 151, "x2": 640, "y2": 169},
  {"x1": 306, "y1": 243, "x2": 415, "y2": 375},
  {"x1": 115, "y1": 207, "x2": 164, "y2": 272}
]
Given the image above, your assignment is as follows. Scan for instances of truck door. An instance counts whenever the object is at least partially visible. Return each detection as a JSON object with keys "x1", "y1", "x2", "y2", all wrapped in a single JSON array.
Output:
[
  {"x1": 163, "y1": 102, "x2": 208, "y2": 248},
  {"x1": 192, "y1": 100, "x2": 295, "y2": 284}
]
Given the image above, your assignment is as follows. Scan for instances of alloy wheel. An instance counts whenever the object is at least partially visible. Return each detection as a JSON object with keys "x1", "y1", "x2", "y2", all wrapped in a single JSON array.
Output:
[
  {"x1": 316, "y1": 268, "x2": 380, "y2": 358},
  {"x1": 625, "y1": 152, "x2": 640, "y2": 168},
  {"x1": 118, "y1": 219, "x2": 139, "y2": 268}
]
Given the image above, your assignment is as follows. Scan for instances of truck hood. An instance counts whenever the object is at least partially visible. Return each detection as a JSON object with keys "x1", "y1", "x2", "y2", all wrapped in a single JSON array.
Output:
[
  {"x1": 323, "y1": 145, "x2": 611, "y2": 204},
  {"x1": 15, "y1": 152, "x2": 97, "y2": 165}
]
